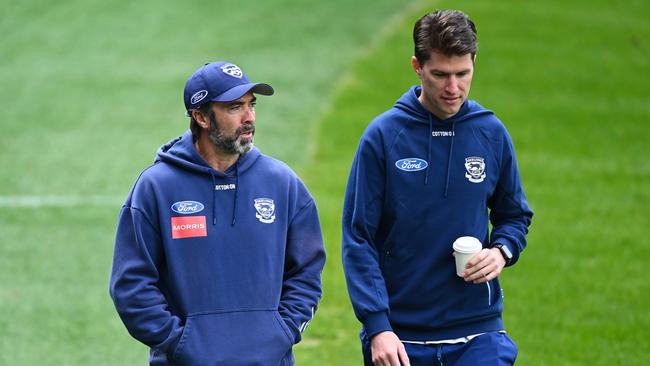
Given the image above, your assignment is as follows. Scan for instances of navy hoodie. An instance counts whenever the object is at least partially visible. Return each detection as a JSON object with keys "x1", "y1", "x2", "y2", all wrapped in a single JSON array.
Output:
[
  {"x1": 109, "y1": 130, "x2": 326, "y2": 365},
  {"x1": 342, "y1": 86, "x2": 533, "y2": 341}
]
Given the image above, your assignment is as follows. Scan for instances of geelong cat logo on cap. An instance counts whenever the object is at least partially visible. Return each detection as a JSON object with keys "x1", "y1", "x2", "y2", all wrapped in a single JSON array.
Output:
[{"x1": 220, "y1": 64, "x2": 243, "y2": 78}]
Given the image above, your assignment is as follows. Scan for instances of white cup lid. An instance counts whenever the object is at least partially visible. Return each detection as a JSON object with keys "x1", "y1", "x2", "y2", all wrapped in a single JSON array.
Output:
[{"x1": 452, "y1": 236, "x2": 482, "y2": 253}]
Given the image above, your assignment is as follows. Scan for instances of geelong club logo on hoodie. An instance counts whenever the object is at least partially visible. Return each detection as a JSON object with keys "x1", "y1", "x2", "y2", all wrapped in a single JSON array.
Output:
[
  {"x1": 464, "y1": 156, "x2": 486, "y2": 183},
  {"x1": 254, "y1": 198, "x2": 276, "y2": 224}
]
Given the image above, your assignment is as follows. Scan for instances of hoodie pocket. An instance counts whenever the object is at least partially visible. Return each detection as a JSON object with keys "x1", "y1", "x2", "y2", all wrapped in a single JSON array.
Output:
[{"x1": 171, "y1": 310, "x2": 294, "y2": 366}]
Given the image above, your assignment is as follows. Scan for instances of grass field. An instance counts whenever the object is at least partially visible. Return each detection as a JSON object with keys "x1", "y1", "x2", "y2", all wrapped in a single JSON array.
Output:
[{"x1": 1, "y1": 0, "x2": 649, "y2": 365}]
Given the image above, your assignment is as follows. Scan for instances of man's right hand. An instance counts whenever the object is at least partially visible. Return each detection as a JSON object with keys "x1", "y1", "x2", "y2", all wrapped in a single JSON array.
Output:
[{"x1": 370, "y1": 331, "x2": 411, "y2": 366}]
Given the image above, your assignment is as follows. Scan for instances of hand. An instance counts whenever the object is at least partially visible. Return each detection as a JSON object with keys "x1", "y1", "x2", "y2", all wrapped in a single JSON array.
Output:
[
  {"x1": 461, "y1": 248, "x2": 506, "y2": 284},
  {"x1": 370, "y1": 331, "x2": 410, "y2": 366}
]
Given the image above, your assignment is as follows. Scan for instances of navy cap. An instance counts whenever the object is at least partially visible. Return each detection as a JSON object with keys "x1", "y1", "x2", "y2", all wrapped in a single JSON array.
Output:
[{"x1": 183, "y1": 61, "x2": 274, "y2": 114}]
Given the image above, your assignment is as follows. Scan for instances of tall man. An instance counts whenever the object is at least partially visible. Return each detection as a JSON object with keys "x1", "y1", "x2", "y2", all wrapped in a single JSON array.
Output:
[
  {"x1": 110, "y1": 61, "x2": 326, "y2": 365},
  {"x1": 342, "y1": 10, "x2": 533, "y2": 366}
]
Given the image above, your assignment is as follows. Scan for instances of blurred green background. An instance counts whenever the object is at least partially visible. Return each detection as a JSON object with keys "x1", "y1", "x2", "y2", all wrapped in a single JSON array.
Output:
[{"x1": 1, "y1": 0, "x2": 648, "y2": 365}]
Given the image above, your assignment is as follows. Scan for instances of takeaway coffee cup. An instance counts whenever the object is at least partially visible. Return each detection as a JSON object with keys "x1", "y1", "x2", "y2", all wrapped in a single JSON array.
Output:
[{"x1": 453, "y1": 236, "x2": 482, "y2": 277}]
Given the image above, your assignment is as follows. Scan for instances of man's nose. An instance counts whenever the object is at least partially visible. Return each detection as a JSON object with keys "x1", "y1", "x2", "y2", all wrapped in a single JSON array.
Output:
[
  {"x1": 445, "y1": 76, "x2": 459, "y2": 93},
  {"x1": 243, "y1": 105, "x2": 255, "y2": 122}
]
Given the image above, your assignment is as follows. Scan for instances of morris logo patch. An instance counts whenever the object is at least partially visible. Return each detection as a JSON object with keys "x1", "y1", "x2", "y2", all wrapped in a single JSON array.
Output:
[
  {"x1": 395, "y1": 158, "x2": 428, "y2": 172},
  {"x1": 254, "y1": 198, "x2": 275, "y2": 224},
  {"x1": 464, "y1": 156, "x2": 486, "y2": 183},
  {"x1": 171, "y1": 201, "x2": 205, "y2": 214},
  {"x1": 171, "y1": 216, "x2": 207, "y2": 239}
]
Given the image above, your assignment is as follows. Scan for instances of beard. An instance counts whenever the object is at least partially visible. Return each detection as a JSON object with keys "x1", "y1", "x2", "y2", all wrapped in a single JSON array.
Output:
[{"x1": 207, "y1": 114, "x2": 255, "y2": 155}]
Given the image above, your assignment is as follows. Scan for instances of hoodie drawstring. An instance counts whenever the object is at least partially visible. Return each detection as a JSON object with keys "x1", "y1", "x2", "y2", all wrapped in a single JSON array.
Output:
[
  {"x1": 210, "y1": 161, "x2": 239, "y2": 226},
  {"x1": 209, "y1": 160, "x2": 241, "y2": 227},
  {"x1": 425, "y1": 114, "x2": 433, "y2": 185},
  {"x1": 444, "y1": 121, "x2": 456, "y2": 198},
  {"x1": 210, "y1": 172, "x2": 218, "y2": 225},
  {"x1": 426, "y1": 114, "x2": 455, "y2": 197},
  {"x1": 232, "y1": 162, "x2": 239, "y2": 226}
]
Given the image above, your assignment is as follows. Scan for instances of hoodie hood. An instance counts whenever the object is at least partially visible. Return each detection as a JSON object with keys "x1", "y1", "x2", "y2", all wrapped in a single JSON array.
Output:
[
  {"x1": 394, "y1": 86, "x2": 493, "y2": 126},
  {"x1": 394, "y1": 86, "x2": 494, "y2": 193},
  {"x1": 155, "y1": 130, "x2": 261, "y2": 177},
  {"x1": 154, "y1": 130, "x2": 262, "y2": 226}
]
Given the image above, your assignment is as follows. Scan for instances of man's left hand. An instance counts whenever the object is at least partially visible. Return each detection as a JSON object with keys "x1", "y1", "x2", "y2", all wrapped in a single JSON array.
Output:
[{"x1": 461, "y1": 248, "x2": 506, "y2": 284}]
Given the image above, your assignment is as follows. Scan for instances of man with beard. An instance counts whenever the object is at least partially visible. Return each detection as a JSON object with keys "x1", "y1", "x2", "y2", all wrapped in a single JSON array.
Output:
[{"x1": 109, "y1": 61, "x2": 326, "y2": 366}]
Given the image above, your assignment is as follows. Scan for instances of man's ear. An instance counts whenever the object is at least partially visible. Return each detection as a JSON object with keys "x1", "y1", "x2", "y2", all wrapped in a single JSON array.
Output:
[
  {"x1": 191, "y1": 108, "x2": 210, "y2": 129},
  {"x1": 411, "y1": 56, "x2": 422, "y2": 79}
]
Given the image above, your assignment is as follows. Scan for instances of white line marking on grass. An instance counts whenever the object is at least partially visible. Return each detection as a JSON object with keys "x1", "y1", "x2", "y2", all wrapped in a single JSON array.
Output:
[{"x1": 0, "y1": 195, "x2": 123, "y2": 207}]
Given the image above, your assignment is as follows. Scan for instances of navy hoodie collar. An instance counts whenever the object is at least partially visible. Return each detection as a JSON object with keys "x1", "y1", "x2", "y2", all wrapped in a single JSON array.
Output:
[
  {"x1": 155, "y1": 130, "x2": 260, "y2": 176},
  {"x1": 394, "y1": 86, "x2": 491, "y2": 125},
  {"x1": 155, "y1": 130, "x2": 261, "y2": 226}
]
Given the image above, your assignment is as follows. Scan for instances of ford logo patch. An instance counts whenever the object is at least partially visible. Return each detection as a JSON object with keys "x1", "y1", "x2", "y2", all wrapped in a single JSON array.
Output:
[
  {"x1": 171, "y1": 201, "x2": 205, "y2": 214},
  {"x1": 190, "y1": 90, "x2": 208, "y2": 105},
  {"x1": 395, "y1": 158, "x2": 428, "y2": 172}
]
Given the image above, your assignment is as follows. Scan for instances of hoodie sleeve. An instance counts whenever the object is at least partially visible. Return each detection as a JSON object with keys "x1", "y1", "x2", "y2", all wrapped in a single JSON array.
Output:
[
  {"x1": 109, "y1": 204, "x2": 184, "y2": 355},
  {"x1": 341, "y1": 131, "x2": 392, "y2": 338},
  {"x1": 279, "y1": 198, "x2": 326, "y2": 344},
  {"x1": 488, "y1": 129, "x2": 534, "y2": 266}
]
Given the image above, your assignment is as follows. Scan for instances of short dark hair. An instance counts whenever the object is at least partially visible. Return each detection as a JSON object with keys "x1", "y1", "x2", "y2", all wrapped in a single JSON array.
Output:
[
  {"x1": 413, "y1": 10, "x2": 477, "y2": 65},
  {"x1": 189, "y1": 102, "x2": 214, "y2": 142}
]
